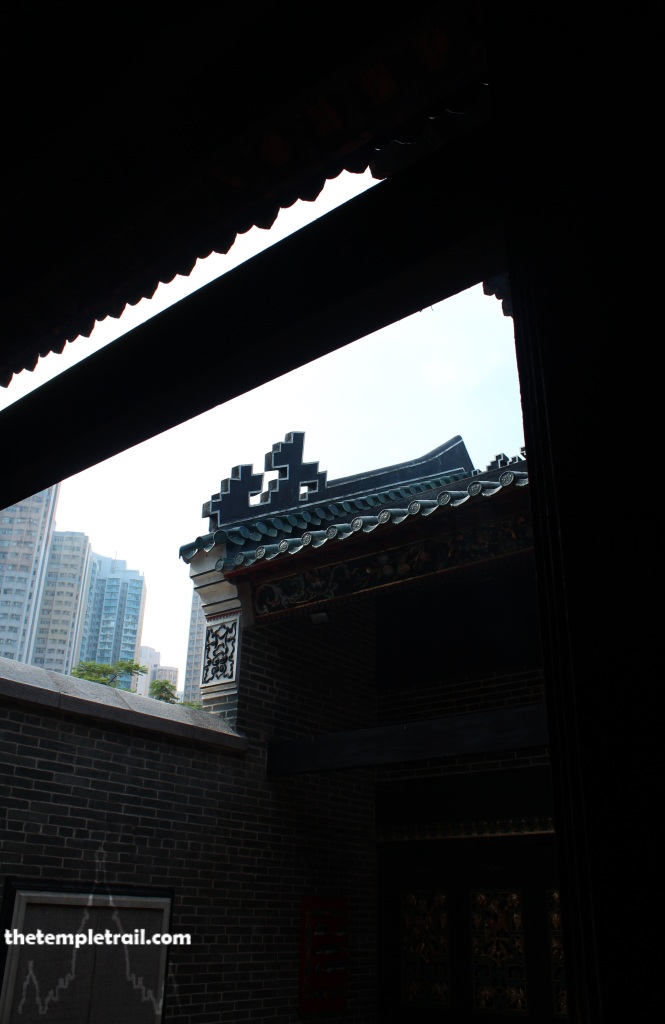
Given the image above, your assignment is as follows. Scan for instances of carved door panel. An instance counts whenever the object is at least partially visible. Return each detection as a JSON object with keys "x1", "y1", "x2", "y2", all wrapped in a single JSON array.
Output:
[{"x1": 378, "y1": 836, "x2": 566, "y2": 1021}]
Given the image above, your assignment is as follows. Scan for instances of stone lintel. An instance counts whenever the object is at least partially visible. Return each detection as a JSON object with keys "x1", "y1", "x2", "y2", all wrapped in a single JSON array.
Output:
[
  {"x1": 189, "y1": 546, "x2": 242, "y2": 619},
  {"x1": 189, "y1": 545, "x2": 255, "y2": 623}
]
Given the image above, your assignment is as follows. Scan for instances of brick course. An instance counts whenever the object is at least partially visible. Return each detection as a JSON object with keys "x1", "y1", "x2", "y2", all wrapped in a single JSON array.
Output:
[
  {"x1": 1, "y1": 579, "x2": 550, "y2": 1020},
  {"x1": 379, "y1": 667, "x2": 544, "y2": 725},
  {"x1": 0, "y1": 600, "x2": 377, "y2": 1023}
]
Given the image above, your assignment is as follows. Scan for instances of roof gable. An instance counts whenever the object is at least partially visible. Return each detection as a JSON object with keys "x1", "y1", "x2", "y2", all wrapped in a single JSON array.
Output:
[
  {"x1": 202, "y1": 431, "x2": 475, "y2": 528},
  {"x1": 180, "y1": 433, "x2": 527, "y2": 575}
]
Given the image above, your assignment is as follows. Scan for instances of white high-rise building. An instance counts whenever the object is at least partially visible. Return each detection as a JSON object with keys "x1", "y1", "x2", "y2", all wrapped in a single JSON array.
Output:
[
  {"x1": 0, "y1": 486, "x2": 59, "y2": 663},
  {"x1": 151, "y1": 665, "x2": 179, "y2": 688},
  {"x1": 183, "y1": 590, "x2": 206, "y2": 704},
  {"x1": 136, "y1": 647, "x2": 179, "y2": 696},
  {"x1": 31, "y1": 531, "x2": 93, "y2": 674},
  {"x1": 137, "y1": 645, "x2": 161, "y2": 696},
  {"x1": 79, "y1": 556, "x2": 146, "y2": 689}
]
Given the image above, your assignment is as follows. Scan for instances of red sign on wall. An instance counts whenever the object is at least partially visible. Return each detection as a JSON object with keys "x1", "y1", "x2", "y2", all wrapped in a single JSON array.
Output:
[{"x1": 299, "y1": 896, "x2": 349, "y2": 1013}]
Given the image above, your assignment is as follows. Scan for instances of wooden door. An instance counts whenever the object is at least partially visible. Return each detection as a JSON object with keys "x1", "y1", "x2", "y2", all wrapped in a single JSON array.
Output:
[{"x1": 378, "y1": 835, "x2": 567, "y2": 1021}]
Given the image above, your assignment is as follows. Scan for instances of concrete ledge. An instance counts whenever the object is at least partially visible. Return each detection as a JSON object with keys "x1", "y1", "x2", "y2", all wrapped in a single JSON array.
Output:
[
  {"x1": 268, "y1": 703, "x2": 548, "y2": 774},
  {"x1": 0, "y1": 657, "x2": 247, "y2": 754}
]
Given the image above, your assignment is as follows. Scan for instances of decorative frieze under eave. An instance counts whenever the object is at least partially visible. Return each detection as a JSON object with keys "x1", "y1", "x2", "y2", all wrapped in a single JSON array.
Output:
[{"x1": 249, "y1": 501, "x2": 533, "y2": 621}]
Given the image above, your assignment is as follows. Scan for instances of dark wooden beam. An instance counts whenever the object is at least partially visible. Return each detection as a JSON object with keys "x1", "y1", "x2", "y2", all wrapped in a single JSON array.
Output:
[
  {"x1": 0, "y1": 127, "x2": 505, "y2": 508},
  {"x1": 267, "y1": 703, "x2": 548, "y2": 775}
]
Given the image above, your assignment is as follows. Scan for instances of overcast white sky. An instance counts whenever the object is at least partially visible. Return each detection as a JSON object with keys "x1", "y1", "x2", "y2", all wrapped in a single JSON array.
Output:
[{"x1": 1, "y1": 170, "x2": 523, "y2": 686}]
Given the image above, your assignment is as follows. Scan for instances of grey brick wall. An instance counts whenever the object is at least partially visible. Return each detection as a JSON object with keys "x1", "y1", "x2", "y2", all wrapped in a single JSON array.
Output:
[
  {"x1": 0, "y1": 600, "x2": 377, "y2": 1023},
  {"x1": 377, "y1": 666, "x2": 548, "y2": 781},
  {"x1": 1, "y1": 586, "x2": 548, "y2": 1021},
  {"x1": 379, "y1": 667, "x2": 545, "y2": 725}
]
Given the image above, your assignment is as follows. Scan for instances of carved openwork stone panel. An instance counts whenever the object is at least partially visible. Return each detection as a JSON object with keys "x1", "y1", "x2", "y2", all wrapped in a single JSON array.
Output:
[{"x1": 202, "y1": 615, "x2": 240, "y2": 687}]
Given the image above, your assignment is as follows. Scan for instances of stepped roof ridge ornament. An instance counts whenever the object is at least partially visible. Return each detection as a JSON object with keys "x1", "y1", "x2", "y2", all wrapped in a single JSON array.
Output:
[
  {"x1": 180, "y1": 437, "x2": 526, "y2": 567},
  {"x1": 202, "y1": 432, "x2": 475, "y2": 530}
]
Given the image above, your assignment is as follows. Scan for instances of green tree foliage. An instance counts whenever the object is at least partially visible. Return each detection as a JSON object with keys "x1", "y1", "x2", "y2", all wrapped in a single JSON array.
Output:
[
  {"x1": 71, "y1": 660, "x2": 146, "y2": 688},
  {"x1": 180, "y1": 700, "x2": 205, "y2": 710},
  {"x1": 149, "y1": 678, "x2": 178, "y2": 703}
]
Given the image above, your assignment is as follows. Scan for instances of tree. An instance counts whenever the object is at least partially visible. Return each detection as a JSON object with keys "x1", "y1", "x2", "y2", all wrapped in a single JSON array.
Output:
[
  {"x1": 72, "y1": 660, "x2": 146, "y2": 688},
  {"x1": 149, "y1": 678, "x2": 178, "y2": 703},
  {"x1": 180, "y1": 700, "x2": 205, "y2": 710}
]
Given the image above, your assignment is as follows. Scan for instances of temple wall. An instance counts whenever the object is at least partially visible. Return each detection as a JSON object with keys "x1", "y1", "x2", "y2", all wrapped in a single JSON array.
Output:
[
  {"x1": 377, "y1": 666, "x2": 548, "y2": 781},
  {"x1": 0, "y1": 600, "x2": 378, "y2": 1024},
  {"x1": 231, "y1": 600, "x2": 378, "y2": 1018},
  {"x1": 1, "y1": 562, "x2": 548, "y2": 1021},
  {"x1": 379, "y1": 667, "x2": 545, "y2": 724},
  {"x1": 236, "y1": 601, "x2": 376, "y2": 740}
]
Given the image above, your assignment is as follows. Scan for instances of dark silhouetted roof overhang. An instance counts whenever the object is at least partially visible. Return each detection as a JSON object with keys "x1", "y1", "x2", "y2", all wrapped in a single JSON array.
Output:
[{"x1": 1, "y1": 3, "x2": 487, "y2": 388}]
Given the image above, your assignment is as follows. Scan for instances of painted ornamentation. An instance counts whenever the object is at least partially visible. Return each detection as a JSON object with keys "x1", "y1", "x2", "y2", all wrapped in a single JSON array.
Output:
[{"x1": 254, "y1": 513, "x2": 532, "y2": 617}]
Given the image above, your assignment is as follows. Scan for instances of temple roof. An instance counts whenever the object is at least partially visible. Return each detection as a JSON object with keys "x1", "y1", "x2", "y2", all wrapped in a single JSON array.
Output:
[
  {"x1": 1, "y1": 4, "x2": 487, "y2": 388},
  {"x1": 180, "y1": 432, "x2": 527, "y2": 573}
]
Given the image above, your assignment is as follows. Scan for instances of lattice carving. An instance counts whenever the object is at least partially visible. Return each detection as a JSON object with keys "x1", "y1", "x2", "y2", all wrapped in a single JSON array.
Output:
[
  {"x1": 471, "y1": 890, "x2": 527, "y2": 1013},
  {"x1": 401, "y1": 892, "x2": 450, "y2": 1008},
  {"x1": 202, "y1": 616, "x2": 239, "y2": 686},
  {"x1": 548, "y1": 890, "x2": 568, "y2": 1016}
]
